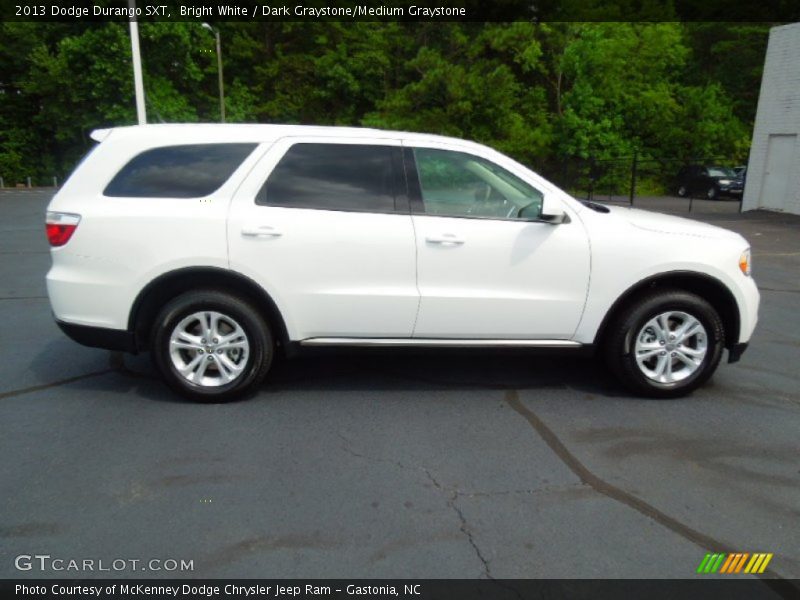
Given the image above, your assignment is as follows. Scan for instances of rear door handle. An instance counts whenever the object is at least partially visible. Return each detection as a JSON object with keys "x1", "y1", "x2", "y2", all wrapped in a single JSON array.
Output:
[
  {"x1": 241, "y1": 225, "x2": 282, "y2": 238},
  {"x1": 426, "y1": 234, "x2": 465, "y2": 245}
]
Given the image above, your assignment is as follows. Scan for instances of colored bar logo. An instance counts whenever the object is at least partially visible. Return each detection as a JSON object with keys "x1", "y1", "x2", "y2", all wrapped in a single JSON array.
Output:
[{"x1": 697, "y1": 552, "x2": 773, "y2": 574}]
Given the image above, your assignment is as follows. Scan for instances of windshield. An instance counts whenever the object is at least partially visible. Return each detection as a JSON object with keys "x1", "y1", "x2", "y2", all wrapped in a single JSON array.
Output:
[{"x1": 707, "y1": 167, "x2": 736, "y2": 178}]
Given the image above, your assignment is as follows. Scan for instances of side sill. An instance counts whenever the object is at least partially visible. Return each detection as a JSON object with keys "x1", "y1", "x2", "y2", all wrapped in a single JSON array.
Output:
[
  {"x1": 56, "y1": 319, "x2": 138, "y2": 354},
  {"x1": 299, "y1": 338, "x2": 583, "y2": 348}
]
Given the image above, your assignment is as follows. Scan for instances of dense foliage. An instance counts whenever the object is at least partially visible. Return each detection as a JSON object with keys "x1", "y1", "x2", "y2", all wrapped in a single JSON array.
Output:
[{"x1": 0, "y1": 21, "x2": 770, "y2": 185}]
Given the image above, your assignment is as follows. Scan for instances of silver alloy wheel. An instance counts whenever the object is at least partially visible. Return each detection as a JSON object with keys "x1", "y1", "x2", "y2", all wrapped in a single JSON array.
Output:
[
  {"x1": 168, "y1": 311, "x2": 250, "y2": 387},
  {"x1": 634, "y1": 311, "x2": 708, "y2": 384}
]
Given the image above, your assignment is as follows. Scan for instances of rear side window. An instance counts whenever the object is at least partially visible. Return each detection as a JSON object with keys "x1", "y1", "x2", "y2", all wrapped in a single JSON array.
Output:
[
  {"x1": 257, "y1": 143, "x2": 395, "y2": 212},
  {"x1": 104, "y1": 143, "x2": 257, "y2": 198}
]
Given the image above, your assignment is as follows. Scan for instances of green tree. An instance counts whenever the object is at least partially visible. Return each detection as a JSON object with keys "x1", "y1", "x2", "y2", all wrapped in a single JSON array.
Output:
[
  {"x1": 684, "y1": 23, "x2": 771, "y2": 124},
  {"x1": 0, "y1": 21, "x2": 765, "y2": 185},
  {"x1": 0, "y1": 22, "x2": 224, "y2": 180},
  {"x1": 364, "y1": 23, "x2": 553, "y2": 164},
  {"x1": 557, "y1": 23, "x2": 690, "y2": 160}
]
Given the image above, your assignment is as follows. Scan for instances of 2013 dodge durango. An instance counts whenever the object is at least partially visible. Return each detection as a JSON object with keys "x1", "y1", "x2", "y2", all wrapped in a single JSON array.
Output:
[{"x1": 45, "y1": 124, "x2": 759, "y2": 401}]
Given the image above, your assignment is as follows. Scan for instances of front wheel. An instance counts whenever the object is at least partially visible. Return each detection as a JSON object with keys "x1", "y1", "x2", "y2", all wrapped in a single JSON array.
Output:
[
  {"x1": 151, "y1": 290, "x2": 274, "y2": 402},
  {"x1": 706, "y1": 186, "x2": 718, "y2": 200},
  {"x1": 605, "y1": 290, "x2": 725, "y2": 398}
]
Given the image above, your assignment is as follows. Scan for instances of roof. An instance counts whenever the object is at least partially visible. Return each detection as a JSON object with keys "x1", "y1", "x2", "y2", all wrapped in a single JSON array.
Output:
[{"x1": 91, "y1": 123, "x2": 482, "y2": 149}]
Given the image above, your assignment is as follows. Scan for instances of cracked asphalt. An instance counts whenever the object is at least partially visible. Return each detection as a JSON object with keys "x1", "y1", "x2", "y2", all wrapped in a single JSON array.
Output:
[{"x1": 1, "y1": 190, "x2": 799, "y2": 585}]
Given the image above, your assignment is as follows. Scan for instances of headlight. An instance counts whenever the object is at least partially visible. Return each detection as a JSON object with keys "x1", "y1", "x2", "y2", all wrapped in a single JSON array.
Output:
[
  {"x1": 739, "y1": 248, "x2": 752, "y2": 276},
  {"x1": 719, "y1": 179, "x2": 731, "y2": 185}
]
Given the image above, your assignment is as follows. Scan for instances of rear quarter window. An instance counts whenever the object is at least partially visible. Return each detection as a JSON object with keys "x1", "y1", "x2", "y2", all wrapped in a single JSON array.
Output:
[{"x1": 104, "y1": 143, "x2": 257, "y2": 198}]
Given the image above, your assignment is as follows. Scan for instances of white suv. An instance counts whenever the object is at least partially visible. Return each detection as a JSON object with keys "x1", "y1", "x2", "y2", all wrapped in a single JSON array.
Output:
[{"x1": 45, "y1": 124, "x2": 759, "y2": 401}]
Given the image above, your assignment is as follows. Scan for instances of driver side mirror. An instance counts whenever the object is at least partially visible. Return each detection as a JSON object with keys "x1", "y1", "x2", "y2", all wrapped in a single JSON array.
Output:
[{"x1": 539, "y1": 196, "x2": 568, "y2": 224}]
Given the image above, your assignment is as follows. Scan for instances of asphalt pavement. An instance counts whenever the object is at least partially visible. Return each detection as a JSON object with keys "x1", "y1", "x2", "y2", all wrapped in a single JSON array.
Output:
[{"x1": 0, "y1": 190, "x2": 798, "y2": 586}]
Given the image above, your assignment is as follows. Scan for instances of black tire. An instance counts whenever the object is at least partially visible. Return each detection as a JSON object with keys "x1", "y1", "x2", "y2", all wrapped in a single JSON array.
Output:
[
  {"x1": 150, "y1": 290, "x2": 273, "y2": 402},
  {"x1": 604, "y1": 289, "x2": 724, "y2": 399},
  {"x1": 677, "y1": 185, "x2": 688, "y2": 197},
  {"x1": 706, "y1": 186, "x2": 718, "y2": 200}
]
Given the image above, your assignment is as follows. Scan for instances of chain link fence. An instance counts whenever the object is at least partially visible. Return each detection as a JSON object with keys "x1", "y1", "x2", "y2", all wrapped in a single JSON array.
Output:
[
  {"x1": 0, "y1": 175, "x2": 60, "y2": 189},
  {"x1": 537, "y1": 154, "x2": 746, "y2": 213}
]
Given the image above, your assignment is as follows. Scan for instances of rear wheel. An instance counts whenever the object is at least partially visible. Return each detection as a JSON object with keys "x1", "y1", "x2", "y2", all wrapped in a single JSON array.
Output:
[
  {"x1": 151, "y1": 290, "x2": 273, "y2": 402},
  {"x1": 605, "y1": 290, "x2": 724, "y2": 398}
]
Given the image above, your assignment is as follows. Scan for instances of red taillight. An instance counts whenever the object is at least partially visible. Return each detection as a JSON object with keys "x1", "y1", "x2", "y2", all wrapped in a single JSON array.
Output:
[{"x1": 45, "y1": 212, "x2": 81, "y2": 247}]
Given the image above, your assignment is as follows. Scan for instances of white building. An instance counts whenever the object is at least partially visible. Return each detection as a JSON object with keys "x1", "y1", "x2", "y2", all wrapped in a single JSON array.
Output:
[{"x1": 743, "y1": 23, "x2": 800, "y2": 215}]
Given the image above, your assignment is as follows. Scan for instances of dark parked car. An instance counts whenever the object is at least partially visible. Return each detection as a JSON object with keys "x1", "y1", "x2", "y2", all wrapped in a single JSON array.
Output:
[{"x1": 676, "y1": 165, "x2": 743, "y2": 200}]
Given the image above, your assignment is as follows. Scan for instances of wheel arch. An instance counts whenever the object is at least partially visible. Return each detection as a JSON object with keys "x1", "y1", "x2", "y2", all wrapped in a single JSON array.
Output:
[
  {"x1": 593, "y1": 271, "x2": 740, "y2": 350},
  {"x1": 128, "y1": 267, "x2": 290, "y2": 352}
]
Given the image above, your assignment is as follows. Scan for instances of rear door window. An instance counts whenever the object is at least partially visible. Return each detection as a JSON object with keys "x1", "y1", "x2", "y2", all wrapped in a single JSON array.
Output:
[
  {"x1": 104, "y1": 143, "x2": 257, "y2": 198},
  {"x1": 257, "y1": 143, "x2": 396, "y2": 212}
]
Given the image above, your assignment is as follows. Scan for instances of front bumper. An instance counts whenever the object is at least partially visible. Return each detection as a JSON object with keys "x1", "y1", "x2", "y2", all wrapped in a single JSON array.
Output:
[{"x1": 718, "y1": 184, "x2": 744, "y2": 196}]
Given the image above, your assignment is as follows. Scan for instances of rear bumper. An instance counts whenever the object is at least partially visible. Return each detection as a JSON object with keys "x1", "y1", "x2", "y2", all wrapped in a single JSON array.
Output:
[{"x1": 56, "y1": 319, "x2": 137, "y2": 353}]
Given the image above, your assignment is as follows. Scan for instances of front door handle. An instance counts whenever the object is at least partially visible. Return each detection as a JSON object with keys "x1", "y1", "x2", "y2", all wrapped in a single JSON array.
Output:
[
  {"x1": 426, "y1": 234, "x2": 465, "y2": 245},
  {"x1": 242, "y1": 225, "x2": 282, "y2": 238}
]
